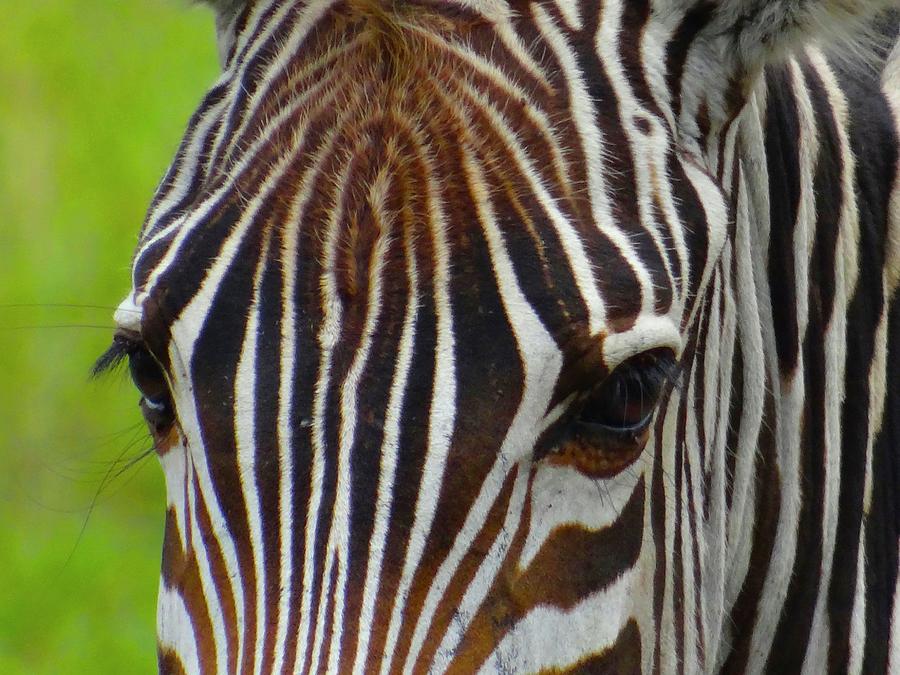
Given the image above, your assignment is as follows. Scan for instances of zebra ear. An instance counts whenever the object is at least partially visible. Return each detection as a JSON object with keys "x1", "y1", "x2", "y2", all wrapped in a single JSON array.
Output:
[
  {"x1": 200, "y1": 0, "x2": 247, "y2": 67},
  {"x1": 202, "y1": 0, "x2": 245, "y2": 14},
  {"x1": 713, "y1": 0, "x2": 898, "y2": 72}
]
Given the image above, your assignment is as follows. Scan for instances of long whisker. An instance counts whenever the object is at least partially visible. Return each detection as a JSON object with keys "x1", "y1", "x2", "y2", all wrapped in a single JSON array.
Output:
[
  {"x1": 56, "y1": 438, "x2": 156, "y2": 574},
  {"x1": 0, "y1": 303, "x2": 136, "y2": 313},
  {"x1": 0, "y1": 324, "x2": 117, "y2": 331}
]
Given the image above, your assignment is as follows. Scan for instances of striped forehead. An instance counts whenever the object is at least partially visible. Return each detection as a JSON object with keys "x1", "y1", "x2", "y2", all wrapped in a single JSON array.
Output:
[{"x1": 130, "y1": 0, "x2": 725, "y2": 361}]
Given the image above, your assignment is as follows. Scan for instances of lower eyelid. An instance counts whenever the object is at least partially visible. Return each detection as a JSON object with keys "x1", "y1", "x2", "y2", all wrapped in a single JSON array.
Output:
[{"x1": 577, "y1": 411, "x2": 655, "y2": 435}]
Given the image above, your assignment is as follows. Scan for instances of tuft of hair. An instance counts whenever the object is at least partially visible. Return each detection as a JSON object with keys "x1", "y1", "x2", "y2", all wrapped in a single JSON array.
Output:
[
  {"x1": 339, "y1": 0, "x2": 458, "y2": 91},
  {"x1": 347, "y1": 0, "x2": 414, "y2": 64},
  {"x1": 200, "y1": 0, "x2": 245, "y2": 12},
  {"x1": 197, "y1": 0, "x2": 248, "y2": 65},
  {"x1": 712, "y1": 0, "x2": 900, "y2": 73}
]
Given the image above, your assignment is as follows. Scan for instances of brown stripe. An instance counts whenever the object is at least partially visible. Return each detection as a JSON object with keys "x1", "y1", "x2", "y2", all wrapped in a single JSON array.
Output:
[
  {"x1": 542, "y1": 619, "x2": 642, "y2": 675},
  {"x1": 446, "y1": 476, "x2": 645, "y2": 672}
]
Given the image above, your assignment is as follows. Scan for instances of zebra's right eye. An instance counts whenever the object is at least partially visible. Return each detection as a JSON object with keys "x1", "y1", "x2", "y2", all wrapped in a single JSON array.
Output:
[
  {"x1": 98, "y1": 332, "x2": 175, "y2": 436},
  {"x1": 94, "y1": 333, "x2": 176, "y2": 436},
  {"x1": 127, "y1": 345, "x2": 175, "y2": 435}
]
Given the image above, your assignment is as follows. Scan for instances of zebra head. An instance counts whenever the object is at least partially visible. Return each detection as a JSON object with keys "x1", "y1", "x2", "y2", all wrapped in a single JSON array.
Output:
[{"x1": 100, "y1": 1, "x2": 900, "y2": 672}]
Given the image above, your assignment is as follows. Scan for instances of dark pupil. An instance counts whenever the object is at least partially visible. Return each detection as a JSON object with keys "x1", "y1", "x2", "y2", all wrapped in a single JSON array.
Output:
[
  {"x1": 581, "y1": 367, "x2": 659, "y2": 430},
  {"x1": 128, "y1": 348, "x2": 167, "y2": 403}
]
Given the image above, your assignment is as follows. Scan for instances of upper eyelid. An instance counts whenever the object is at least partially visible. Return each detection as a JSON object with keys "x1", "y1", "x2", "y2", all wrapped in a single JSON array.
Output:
[
  {"x1": 554, "y1": 352, "x2": 678, "y2": 423},
  {"x1": 595, "y1": 350, "x2": 679, "y2": 388},
  {"x1": 114, "y1": 327, "x2": 143, "y2": 344}
]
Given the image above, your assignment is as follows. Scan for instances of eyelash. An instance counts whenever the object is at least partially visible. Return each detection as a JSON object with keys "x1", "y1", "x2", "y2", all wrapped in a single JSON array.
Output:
[{"x1": 91, "y1": 333, "x2": 137, "y2": 378}]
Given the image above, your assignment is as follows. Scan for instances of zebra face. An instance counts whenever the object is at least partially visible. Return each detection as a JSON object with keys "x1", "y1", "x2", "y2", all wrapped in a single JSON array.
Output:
[
  {"x1": 111, "y1": 3, "x2": 726, "y2": 673},
  {"x1": 101, "y1": 0, "x2": 900, "y2": 672}
]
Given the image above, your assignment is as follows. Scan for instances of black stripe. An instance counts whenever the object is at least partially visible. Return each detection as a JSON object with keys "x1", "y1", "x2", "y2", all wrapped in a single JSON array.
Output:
[
  {"x1": 764, "y1": 64, "x2": 803, "y2": 375},
  {"x1": 828, "y1": 58, "x2": 898, "y2": 674},
  {"x1": 252, "y1": 236, "x2": 285, "y2": 673}
]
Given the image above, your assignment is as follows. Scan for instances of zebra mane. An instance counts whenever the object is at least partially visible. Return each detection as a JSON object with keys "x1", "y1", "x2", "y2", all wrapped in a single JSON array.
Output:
[
  {"x1": 201, "y1": 0, "x2": 432, "y2": 70},
  {"x1": 198, "y1": 0, "x2": 899, "y2": 83},
  {"x1": 202, "y1": 0, "x2": 244, "y2": 13},
  {"x1": 199, "y1": 1, "x2": 898, "y2": 49},
  {"x1": 707, "y1": 0, "x2": 900, "y2": 72}
]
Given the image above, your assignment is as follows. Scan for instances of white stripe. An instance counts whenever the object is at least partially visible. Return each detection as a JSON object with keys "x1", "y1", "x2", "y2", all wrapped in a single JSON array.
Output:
[
  {"x1": 158, "y1": 441, "x2": 190, "y2": 572},
  {"x1": 532, "y1": 4, "x2": 656, "y2": 316},
  {"x1": 553, "y1": 0, "x2": 582, "y2": 31},
  {"x1": 640, "y1": 11, "x2": 679, "y2": 130},
  {"x1": 703, "y1": 272, "x2": 723, "y2": 476},
  {"x1": 804, "y1": 48, "x2": 857, "y2": 675},
  {"x1": 682, "y1": 374, "x2": 702, "y2": 671},
  {"x1": 300, "y1": 145, "x2": 353, "y2": 675},
  {"x1": 185, "y1": 451, "x2": 230, "y2": 671},
  {"x1": 407, "y1": 142, "x2": 563, "y2": 671},
  {"x1": 235, "y1": 229, "x2": 273, "y2": 675},
  {"x1": 157, "y1": 585, "x2": 202, "y2": 675},
  {"x1": 705, "y1": 244, "x2": 736, "y2": 662},
  {"x1": 324, "y1": 168, "x2": 394, "y2": 672},
  {"x1": 676, "y1": 156, "x2": 729, "y2": 327},
  {"x1": 656, "y1": 382, "x2": 684, "y2": 674},
  {"x1": 351, "y1": 138, "x2": 429, "y2": 675},
  {"x1": 269, "y1": 212, "x2": 300, "y2": 673},
  {"x1": 480, "y1": 567, "x2": 639, "y2": 672},
  {"x1": 723, "y1": 136, "x2": 766, "y2": 621},
  {"x1": 746, "y1": 58, "x2": 815, "y2": 674},
  {"x1": 519, "y1": 463, "x2": 644, "y2": 573},
  {"x1": 849, "y1": 540, "x2": 868, "y2": 674}
]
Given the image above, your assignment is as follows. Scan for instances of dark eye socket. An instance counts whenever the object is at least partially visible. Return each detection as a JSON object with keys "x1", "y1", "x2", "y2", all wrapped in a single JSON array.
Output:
[
  {"x1": 575, "y1": 348, "x2": 677, "y2": 439},
  {"x1": 127, "y1": 343, "x2": 175, "y2": 435},
  {"x1": 94, "y1": 333, "x2": 175, "y2": 435},
  {"x1": 128, "y1": 344, "x2": 168, "y2": 403},
  {"x1": 541, "y1": 348, "x2": 679, "y2": 478}
]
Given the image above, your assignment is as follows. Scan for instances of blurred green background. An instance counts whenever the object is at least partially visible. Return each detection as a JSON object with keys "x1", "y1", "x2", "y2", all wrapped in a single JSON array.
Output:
[{"x1": 0, "y1": 3, "x2": 218, "y2": 672}]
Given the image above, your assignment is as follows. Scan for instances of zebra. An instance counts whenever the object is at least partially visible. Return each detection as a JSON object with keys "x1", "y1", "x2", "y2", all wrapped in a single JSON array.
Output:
[{"x1": 93, "y1": 0, "x2": 900, "y2": 672}]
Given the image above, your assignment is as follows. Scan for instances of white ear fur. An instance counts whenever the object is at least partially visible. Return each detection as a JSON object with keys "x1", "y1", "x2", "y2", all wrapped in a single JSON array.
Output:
[
  {"x1": 658, "y1": 0, "x2": 896, "y2": 147},
  {"x1": 711, "y1": 0, "x2": 899, "y2": 72},
  {"x1": 201, "y1": 0, "x2": 247, "y2": 67},
  {"x1": 203, "y1": 0, "x2": 245, "y2": 13}
]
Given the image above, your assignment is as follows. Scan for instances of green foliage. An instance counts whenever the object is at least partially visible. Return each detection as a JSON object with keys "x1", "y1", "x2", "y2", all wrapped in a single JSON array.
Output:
[{"x1": 0, "y1": 2, "x2": 218, "y2": 672}]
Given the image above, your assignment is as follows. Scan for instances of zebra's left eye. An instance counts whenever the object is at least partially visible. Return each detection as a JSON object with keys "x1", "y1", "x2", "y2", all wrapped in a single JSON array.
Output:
[
  {"x1": 576, "y1": 349, "x2": 675, "y2": 438},
  {"x1": 549, "y1": 349, "x2": 677, "y2": 478}
]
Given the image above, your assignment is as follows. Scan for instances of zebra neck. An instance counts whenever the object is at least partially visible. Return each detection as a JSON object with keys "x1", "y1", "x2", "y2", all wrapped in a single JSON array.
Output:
[{"x1": 700, "y1": 48, "x2": 900, "y2": 672}]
